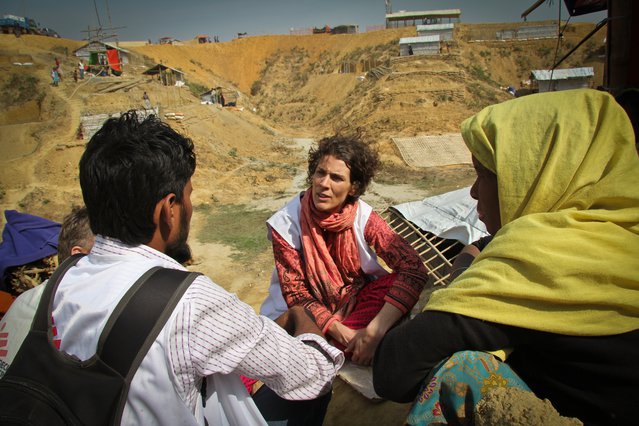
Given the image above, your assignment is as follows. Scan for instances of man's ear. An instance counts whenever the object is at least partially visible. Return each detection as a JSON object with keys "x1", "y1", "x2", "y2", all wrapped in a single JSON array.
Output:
[
  {"x1": 70, "y1": 245, "x2": 88, "y2": 256},
  {"x1": 156, "y1": 193, "x2": 176, "y2": 239}
]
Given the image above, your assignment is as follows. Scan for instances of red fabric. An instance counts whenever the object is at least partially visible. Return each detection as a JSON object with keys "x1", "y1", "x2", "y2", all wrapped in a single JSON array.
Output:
[
  {"x1": 0, "y1": 291, "x2": 14, "y2": 320},
  {"x1": 240, "y1": 374, "x2": 258, "y2": 395},
  {"x1": 331, "y1": 273, "x2": 397, "y2": 352},
  {"x1": 299, "y1": 189, "x2": 361, "y2": 320},
  {"x1": 341, "y1": 273, "x2": 397, "y2": 330},
  {"x1": 106, "y1": 49, "x2": 121, "y2": 72},
  {"x1": 272, "y1": 209, "x2": 429, "y2": 332}
]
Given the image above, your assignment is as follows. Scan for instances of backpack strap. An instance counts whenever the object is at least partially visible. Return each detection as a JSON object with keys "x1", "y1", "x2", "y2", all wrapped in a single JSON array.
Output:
[
  {"x1": 31, "y1": 254, "x2": 86, "y2": 336},
  {"x1": 97, "y1": 267, "x2": 200, "y2": 381}
]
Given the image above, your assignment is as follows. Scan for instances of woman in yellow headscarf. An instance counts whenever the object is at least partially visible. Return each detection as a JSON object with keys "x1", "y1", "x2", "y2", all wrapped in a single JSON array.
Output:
[{"x1": 373, "y1": 89, "x2": 639, "y2": 425}]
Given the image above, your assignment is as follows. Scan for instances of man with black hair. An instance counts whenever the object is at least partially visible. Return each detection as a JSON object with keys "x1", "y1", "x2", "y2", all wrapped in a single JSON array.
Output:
[{"x1": 1, "y1": 111, "x2": 343, "y2": 425}]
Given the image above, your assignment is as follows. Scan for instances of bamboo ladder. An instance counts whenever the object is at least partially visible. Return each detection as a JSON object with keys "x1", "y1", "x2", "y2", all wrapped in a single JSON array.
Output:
[{"x1": 381, "y1": 207, "x2": 464, "y2": 288}]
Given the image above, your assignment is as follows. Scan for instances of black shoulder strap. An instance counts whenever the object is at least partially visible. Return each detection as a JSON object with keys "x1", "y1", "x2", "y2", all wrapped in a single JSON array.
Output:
[
  {"x1": 31, "y1": 254, "x2": 86, "y2": 335},
  {"x1": 97, "y1": 267, "x2": 200, "y2": 381}
]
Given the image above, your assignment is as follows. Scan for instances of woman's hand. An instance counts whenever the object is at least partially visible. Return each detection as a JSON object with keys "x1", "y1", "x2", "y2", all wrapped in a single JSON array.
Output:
[
  {"x1": 347, "y1": 303, "x2": 404, "y2": 366},
  {"x1": 328, "y1": 320, "x2": 357, "y2": 347},
  {"x1": 345, "y1": 326, "x2": 385, "y2": 366}
]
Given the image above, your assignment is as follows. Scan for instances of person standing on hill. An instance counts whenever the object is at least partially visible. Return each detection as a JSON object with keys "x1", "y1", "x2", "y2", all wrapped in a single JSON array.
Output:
[
  {"x1": 143, "y1": 91, "x2": 151, "y2": 109},
  {"x1": 54, "y1": 57, "x2": 62, "y2": 81},
  {"x1": 50, "y1": 67, "x2": 59, "y2": 86}
]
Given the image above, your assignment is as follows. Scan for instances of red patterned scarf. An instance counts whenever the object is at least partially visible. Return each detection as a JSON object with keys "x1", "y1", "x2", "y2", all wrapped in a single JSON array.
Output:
[{"x1": 300, "y1": 189, "x2": 362, "y2": 318}]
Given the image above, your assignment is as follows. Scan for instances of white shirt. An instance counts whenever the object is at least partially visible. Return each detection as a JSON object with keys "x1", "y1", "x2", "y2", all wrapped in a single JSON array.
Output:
[{"x1": 0, "y1": 236, "x2": 344, "y2": 425}]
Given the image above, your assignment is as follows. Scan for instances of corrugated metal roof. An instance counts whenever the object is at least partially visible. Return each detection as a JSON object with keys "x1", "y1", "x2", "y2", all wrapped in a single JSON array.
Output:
[
  {"x1": 417, "y1": 23, "x2": 455, "y2": 31},
  {"x1": 531, "y1": 67, "x2": 594, "y2": 81},
  {"x1": 399, "y1": 35, "x2": 441, "y2": 44},
  {"x1": 142, "y1": 63, "x2": 185, "y2": 76},
  {"x1": 74, "y1": 41, "x2": 130, "y2": 54},
  {"x1": 386, "y1": 9, "x2": 461, "y2": 19},
  {"x1": 103, "y1": 42, "x2": 130, "y2": 53}
]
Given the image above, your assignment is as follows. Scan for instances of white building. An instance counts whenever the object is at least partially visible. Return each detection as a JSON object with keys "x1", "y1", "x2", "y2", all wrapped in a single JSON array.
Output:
[
  {"x1": 416, "y1": 23, "x2": 454, "y2": 41},
  {"x1": 531, "y1": 67, "x2": 594, "y2": 92},
  {"x1": 399, "y1": 35, "x2": 441, "y2": 56}
]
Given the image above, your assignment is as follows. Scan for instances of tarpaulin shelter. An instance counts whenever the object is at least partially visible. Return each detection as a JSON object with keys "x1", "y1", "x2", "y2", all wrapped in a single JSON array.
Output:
[
  {"x1": 143, "y1": 64, "x2": 185, "y2": 86},
  {"x1": 0, "y1": 210, "x2": 60, "y2": 290},
  {"x1": 74, "y1": 41, "x2": 129, "y2": 76}
]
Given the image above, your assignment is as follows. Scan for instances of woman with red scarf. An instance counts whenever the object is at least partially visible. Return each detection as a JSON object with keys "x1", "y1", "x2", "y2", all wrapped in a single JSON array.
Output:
[{"x1": 260, "y1": 134, "x2": 428, "y2": 365}]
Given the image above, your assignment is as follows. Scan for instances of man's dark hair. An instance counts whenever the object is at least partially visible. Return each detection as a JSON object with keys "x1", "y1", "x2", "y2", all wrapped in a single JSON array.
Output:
[
  {"x1": 306, "y1": 133, "x2": 379, "y2": 203},
  {"x1": 79, "y1": 111, "x2": 196, "y2": 245},
  {"x1": 57, "y1": 206, "x2": 94, "y2": 263}
]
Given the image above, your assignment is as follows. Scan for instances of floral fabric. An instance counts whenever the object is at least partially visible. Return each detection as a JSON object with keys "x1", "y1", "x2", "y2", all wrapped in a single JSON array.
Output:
[{"x1": 406, "y1": 351, "x2": 530, "y2": 425}]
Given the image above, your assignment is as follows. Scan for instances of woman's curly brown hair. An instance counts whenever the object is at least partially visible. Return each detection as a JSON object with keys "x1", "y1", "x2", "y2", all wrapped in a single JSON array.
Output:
[{"x1": 306, "y1": 132, "x2": 380, "y2": 204}]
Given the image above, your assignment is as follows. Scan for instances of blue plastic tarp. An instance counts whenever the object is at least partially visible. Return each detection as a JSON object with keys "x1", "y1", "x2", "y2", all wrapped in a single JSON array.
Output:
[{"x1": 0, "y1": 210, "x2": 60, "y2": 288}]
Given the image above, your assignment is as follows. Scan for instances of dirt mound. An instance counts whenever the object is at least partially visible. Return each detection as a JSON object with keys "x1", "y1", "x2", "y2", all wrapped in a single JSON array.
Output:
[{"x1": 476, "y1": 387, "x2": 583, "y2": 426}]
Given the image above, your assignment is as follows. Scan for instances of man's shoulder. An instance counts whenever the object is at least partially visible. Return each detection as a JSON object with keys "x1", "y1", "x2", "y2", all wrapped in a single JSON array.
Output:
[
  {"x1": 3, "y1": 284, "x2": 46, "y2": 323},
  {"x1": 182, "y1": 273, "x2": 230, "y2": 299},
  {"x1": 0, "y1": 283, "x2": 47, "y2": 376}
]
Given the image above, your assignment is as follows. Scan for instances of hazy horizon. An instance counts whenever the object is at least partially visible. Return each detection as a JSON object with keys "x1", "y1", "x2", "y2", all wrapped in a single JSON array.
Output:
[{"x1": 3, "y1": 0, "x2": 606, "y2": 43}]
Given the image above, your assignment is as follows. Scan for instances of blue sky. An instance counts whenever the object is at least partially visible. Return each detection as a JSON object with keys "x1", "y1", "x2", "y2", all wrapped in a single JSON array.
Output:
[{"x1": 3, "y1": 0, "x2": 606, "y2": 42}]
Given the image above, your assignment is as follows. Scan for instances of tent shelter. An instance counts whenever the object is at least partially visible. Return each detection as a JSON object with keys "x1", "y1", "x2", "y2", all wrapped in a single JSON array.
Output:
[
  {"x1": 331, "y1": 24, "x2": 358, "y2": 34},
  {"x1": 74, "y1": 41, "x2": 130, "y2": 75},
  {"x1": 143, "y1": 64, "x2": 186, "y2": 86},
  {"x1": 196, "y1": 34, "x2": 211, "y2": 43}
]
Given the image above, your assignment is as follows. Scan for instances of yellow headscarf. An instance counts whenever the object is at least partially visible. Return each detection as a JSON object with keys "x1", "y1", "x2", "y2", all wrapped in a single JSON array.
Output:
[{"x1": 425, "y1": 89, "x2": 639, "y2": 336}]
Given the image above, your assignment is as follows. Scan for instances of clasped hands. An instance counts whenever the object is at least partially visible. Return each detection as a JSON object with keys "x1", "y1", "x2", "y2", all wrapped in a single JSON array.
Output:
[{"x1": 330, "y1": 321, "x2": 384, "y2": 366}]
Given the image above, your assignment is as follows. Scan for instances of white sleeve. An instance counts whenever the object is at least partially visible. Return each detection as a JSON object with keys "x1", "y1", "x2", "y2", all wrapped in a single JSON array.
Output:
[{"x1": 170, "y1": 277, "x2": 344, "y2": 401}]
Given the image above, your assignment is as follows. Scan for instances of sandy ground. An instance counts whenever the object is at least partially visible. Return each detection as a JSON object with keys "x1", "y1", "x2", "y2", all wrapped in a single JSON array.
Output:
[{"x1": 0, "y1": 23, "x2": 603, "y2": 424}]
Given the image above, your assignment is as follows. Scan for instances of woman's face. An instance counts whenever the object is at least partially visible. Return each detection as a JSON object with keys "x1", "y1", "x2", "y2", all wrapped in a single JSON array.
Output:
[
  {"x1": 312, "y1": 155, "x2": 356, "y2": 214},
  {"x1": 470, "y1": 156, "x2": 502, "y2": 235}
]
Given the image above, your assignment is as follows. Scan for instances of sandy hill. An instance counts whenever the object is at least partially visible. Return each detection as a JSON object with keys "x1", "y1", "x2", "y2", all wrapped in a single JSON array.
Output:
[{"x1": 129, "y1": 21, "x2": 604, "y2": 164}]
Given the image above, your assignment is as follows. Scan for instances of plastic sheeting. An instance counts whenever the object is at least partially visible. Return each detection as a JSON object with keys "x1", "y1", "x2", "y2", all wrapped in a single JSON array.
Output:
[
  {"x1": 106, "y1": 49, "x2": 121, "y2": 72},
  {"x1": 0, "y1": 210, "x2": 60, "y2": 286},
  {"x1": 392, "y1": 187, "x2": 488, "y2": 245}
]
